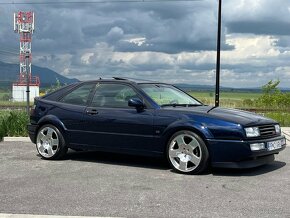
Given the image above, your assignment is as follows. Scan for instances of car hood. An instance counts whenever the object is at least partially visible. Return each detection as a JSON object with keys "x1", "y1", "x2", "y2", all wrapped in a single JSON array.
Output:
[{"x1": 165, "y1": 106, "x2": 276, "y2": 126}]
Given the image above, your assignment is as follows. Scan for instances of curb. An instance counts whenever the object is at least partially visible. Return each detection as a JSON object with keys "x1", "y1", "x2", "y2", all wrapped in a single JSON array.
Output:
[
  {"x1": 3, "y1": 137, "x2": 31, "y2": 142},
  {"x1": 0, "y1": 214, "x2": 118, "y2": 218}
]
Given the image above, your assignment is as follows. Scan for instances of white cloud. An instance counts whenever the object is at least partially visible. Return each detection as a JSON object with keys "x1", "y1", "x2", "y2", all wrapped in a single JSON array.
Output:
[
  {"x1": 222, "y1": 34, "x2": 280, "y2": 63},
  {"x1": 81, "y1": 53, "x2": 94, "y2": 65},
  {"x1": 123, "y1": 37, "x2": 152, "y2": 47}
]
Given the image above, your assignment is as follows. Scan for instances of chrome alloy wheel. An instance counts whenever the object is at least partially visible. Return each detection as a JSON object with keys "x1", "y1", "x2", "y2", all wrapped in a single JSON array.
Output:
[
  {"x1": 36, "y1": 126, "x2": 59, "y2": 158},
  {"x1": 168, "y1": 133, "x2": 202, "y2": 173}
]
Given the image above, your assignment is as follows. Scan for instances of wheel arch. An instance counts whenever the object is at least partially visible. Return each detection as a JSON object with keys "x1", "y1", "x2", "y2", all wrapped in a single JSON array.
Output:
[
  {"x1": 35, "y1": 115, "x2": 67, "y2": 143},
  {"x1": 162, "y1": 125, "x2": 211, "y2": 155}
]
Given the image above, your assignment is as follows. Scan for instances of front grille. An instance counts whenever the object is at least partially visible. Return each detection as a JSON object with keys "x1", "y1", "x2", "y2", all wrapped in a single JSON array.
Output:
[{"x1": 259, "y1": 125, "x2": 276, "y2": 137}]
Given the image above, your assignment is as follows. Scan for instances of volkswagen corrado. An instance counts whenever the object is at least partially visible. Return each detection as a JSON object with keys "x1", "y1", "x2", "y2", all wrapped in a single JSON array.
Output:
[{"x1": 28, "y1": 77, "x2": 286, "y2": 174}]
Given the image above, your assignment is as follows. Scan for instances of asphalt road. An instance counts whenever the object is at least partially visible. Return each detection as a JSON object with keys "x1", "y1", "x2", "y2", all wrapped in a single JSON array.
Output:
[{"x1": 0, "y1": 141, "x2": 289, "y2": 218}]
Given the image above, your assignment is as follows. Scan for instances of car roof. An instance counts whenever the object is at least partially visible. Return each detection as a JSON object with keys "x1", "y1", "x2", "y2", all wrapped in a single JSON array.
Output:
[{"x1": 80, "y1": 77, "x2": 163, "y2": 85}]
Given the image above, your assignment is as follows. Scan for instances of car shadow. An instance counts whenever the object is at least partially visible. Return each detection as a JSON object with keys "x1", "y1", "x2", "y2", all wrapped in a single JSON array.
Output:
[
  {"x1": 210, "y1": 161, "x2": 286, "y2": 177},
  {"x1": 42, "y1": 150, "x2": 286, "y2": 176},
  {"x1": 65, "y1": 150, "x2": 170, "y2": 171}
]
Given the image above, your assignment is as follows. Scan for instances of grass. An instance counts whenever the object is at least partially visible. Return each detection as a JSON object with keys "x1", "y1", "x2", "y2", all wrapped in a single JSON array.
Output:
[
  {"x1": 0, "y1": 92, "x2": 9, "y2": 98},
  {"x1": 0, "y1": 101, "x2": 31, "y2": 107},
  {"x1": 189, "y1": 91, "x2": 262, "y2": 108},
  {"x1": 0, "y1": 110, "x2": 29, "y2": 139},
  {"x1": 264, "y1": 112, "x2": 290, "y2": 127},
  {"x1": 189, "y1": 91, "x2": 261, "y2": 100}
]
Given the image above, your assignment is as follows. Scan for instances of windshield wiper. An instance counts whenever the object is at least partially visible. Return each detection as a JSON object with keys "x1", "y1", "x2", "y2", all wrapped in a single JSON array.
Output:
[{"x1": 161, "y1": 103, "x2": 203, "y2": 107}]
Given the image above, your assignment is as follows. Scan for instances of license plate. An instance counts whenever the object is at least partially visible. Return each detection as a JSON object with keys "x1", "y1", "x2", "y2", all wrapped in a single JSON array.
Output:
[{"x1": 267, "y1": 139, "x2": 285, "y2": 151}]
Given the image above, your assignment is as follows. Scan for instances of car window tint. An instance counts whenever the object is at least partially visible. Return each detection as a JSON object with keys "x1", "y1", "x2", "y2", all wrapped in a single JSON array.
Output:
[
  {"x1": 91, "y1": 83, "x2": 138, "y2": 108},
  {"x1": 60, "y1": 84, "x2": 95, "y2": 106}
]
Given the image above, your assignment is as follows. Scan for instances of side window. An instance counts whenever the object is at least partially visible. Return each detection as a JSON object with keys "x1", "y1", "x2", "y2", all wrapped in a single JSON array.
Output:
[
  {"x1": 91, "y1": 83, "x2": 138, "y2": 108},
  {"x1": 60, "y1": 84, "x2": 95, "y2": 106}
]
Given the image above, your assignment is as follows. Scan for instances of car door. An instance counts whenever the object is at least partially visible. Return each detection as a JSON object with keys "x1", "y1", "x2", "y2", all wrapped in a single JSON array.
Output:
[
  {"x1": 51, "y1": 83, "x2": 96, "y2": 145},
  {"x1": 82, "y1": 82, "x2": 156, "y2": 152}
]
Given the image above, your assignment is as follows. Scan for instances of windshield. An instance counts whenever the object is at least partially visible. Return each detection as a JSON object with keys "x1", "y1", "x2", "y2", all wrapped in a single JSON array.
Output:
[{"x1": 139, "y1": 84, "x2": 202, "y2": 106}]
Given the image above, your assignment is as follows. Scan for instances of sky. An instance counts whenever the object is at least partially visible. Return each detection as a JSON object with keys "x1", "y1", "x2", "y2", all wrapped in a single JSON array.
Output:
[{"x1": 0, "y1": 0, "x2": 290, "y2": 88}]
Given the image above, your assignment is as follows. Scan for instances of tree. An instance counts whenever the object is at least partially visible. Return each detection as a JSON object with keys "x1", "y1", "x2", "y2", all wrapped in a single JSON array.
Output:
[
  {"x1": 261, "y1": 80, "x2": 280, "y2": 95},
  {"x1": 258, "y1": 79, "x2": 290, "y2": 109}
]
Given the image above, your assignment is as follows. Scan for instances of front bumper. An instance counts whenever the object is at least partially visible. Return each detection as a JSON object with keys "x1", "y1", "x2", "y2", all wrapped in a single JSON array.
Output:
[
  {"x1": 27, "y1": 123, "x2": 38, "y2": 144},
  {"x1": 207, "y1": 135, "x2": 286, "y2": 169}
]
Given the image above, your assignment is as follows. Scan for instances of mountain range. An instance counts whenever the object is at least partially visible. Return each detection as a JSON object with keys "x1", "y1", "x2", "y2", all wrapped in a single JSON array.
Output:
[{"x1": 0, "y1": 61, "x2": 78, "y2": 88}]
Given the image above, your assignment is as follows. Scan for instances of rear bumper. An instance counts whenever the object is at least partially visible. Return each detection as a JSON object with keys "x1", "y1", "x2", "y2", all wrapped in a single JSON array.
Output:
[
  {"x1": 27, "y1": 123, "x2": 38, "y2": 144},
  {"x1": 207, "y1": 135, "x2": 286, "y2": 169}
]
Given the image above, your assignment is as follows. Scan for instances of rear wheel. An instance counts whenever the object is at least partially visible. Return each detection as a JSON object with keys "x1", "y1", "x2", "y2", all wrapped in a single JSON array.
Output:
[
  {"x1": 167, "y1": 130, "x2": 209, "y2": 174},
  {"x1": 36, "y1": 124, "x2": 67, "y2": 160}
]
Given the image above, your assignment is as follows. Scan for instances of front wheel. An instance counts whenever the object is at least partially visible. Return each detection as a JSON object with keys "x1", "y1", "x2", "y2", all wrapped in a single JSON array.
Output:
[
  {"x1": 166, "y1": 130, "x2": 209, "y2": 174},
  {"x1": 36, "y1": 124, "x2": 68, "y2": 160}
]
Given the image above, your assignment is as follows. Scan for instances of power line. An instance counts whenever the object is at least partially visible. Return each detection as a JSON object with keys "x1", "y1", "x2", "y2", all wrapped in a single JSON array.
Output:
[{"x1": 0, "y1": 0, "x2": 202, "y2": 5}]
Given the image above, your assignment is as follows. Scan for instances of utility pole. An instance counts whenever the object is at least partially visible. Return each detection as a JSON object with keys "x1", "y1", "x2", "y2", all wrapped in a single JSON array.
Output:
[
  {"x1": 25, "y1": 52, "x2": 30, "y2": 114},
  {"x1": 215, "y1": 0, "x2": 222, "y2": 107}
]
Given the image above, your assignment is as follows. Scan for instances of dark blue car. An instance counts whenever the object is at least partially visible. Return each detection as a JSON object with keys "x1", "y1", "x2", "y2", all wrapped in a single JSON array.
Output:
[{"x1": 28, "y1": 77, "x2": 286, "y2": 174}]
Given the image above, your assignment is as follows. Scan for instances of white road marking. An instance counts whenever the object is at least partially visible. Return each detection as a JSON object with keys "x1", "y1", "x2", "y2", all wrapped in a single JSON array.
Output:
[{"x1": 0, "y1": 214, "x2": 123, "y2": 218}]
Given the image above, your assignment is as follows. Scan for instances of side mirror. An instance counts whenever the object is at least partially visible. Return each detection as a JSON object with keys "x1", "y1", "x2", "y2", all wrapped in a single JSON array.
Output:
[{"x1": 128, "y1": 98, "x2": 145, "y2": 111}]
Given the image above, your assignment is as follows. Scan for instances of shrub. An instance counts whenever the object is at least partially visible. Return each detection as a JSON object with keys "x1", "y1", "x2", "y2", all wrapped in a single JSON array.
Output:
[
  {"x1": 257, "y1": 80, "x2": 290, "y2": 109},
  {"x1": 264, "y1": 112, "x2": 290, "y2": 127},
  {"x1": 243, "y1": 99, "x2": 254, "y2": 107},
  {"x1": 1, "y1": 94, "x2": 11, "y2": 101},
  {"x1": 0, "y1": 110, "x2": 29, "y2": 139}
]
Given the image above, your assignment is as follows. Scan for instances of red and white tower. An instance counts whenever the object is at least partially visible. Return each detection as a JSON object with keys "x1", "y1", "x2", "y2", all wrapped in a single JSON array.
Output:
[{"x1": 13, "y1": 11, "x2": 40, "y2": 102}]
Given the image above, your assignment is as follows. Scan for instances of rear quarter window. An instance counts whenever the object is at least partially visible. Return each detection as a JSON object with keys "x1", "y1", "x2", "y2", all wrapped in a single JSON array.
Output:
[
  {"x1": 43, "y1": 83, "x2": 78, "y2": 101},
  {"x1": 59, "y1": 83, "x2": 95, "y2": 106}
]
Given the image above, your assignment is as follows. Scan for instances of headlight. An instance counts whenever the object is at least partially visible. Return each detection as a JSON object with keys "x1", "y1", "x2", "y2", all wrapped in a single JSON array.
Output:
[
  {"x1": 274, "y1": 124, "x2": 281, "y2": 134},
  {"x1": 245, "y1": 127, "x2": 260, "y2": 137}
]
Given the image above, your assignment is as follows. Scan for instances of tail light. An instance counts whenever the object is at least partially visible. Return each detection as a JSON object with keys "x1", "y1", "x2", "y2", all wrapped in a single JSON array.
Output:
[{"x1": 30, "y1": 104, "x2": 36, "y2": 116}]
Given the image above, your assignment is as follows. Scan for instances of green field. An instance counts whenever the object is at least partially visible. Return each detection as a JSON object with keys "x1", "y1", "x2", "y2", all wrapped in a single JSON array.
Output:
[
  {"x1": 189, "y1": 91, "x2": 261, "y2": 100},
  {"x1": 0, "y1": 91, "x2": 9, "y2": 99},
  {"x1": 188, "y1": 91, "x2": 261, "y2": 108}
]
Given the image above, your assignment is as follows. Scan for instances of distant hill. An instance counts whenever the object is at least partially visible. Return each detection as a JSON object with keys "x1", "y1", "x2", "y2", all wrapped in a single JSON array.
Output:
[
  {"x1": 175, "y1": 83, "x2": 290, "y2": 93},
  {"x1": 174, "y1": 83, "x2": 260, "y2": 92},
  {"x1": 0, "y1": 61, "x2": 79, "y2": 88},
  {"x1": 175, "y1": 83, "x2": 217, "y2": 92}
]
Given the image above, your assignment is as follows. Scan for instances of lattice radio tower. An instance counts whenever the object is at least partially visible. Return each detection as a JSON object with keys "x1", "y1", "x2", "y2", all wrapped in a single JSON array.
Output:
[{"x1": 13, "y1": 11, "x2": 40, "y2": 102}]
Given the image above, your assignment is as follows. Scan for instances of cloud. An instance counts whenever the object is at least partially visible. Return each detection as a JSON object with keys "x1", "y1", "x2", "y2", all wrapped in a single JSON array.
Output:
[
  {"x1": 0, "y1": 0, "x2": 290, "y2": 88},
  {"x1": 107, "y1": 26, "x2": 124, "y2": 42},
  {"x1": 227, "y1": 21, "x2": 290, "y2": 36}
]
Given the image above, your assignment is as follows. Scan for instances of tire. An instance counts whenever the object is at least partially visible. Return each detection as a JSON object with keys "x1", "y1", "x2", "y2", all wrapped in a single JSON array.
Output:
[
  {"x1": 166, "y1": 130, "x2": 209, "y2": 174},
  {"x1": 36, "y1": 124, "x2": 68, "y2": 160}
]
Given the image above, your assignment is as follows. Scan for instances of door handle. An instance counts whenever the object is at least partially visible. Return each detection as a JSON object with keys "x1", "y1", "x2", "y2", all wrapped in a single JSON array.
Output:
[{"x1": 86, "y1": 108, "x2": 98, "y2": 115}]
